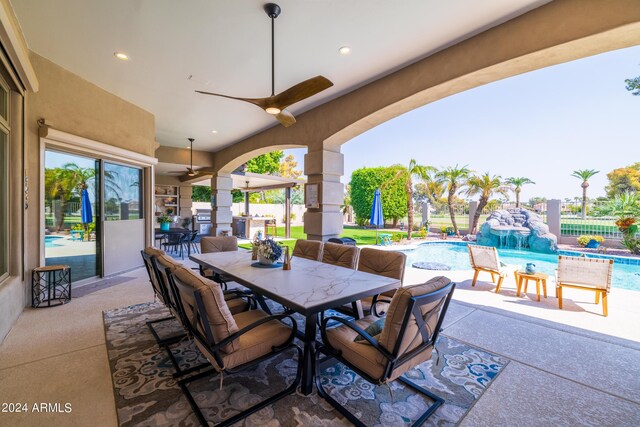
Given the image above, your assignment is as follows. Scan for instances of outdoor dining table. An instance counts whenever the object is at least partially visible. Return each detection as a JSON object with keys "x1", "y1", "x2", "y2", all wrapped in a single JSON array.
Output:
[
  {"x1": 155, "y1": 227, "x2": 193, "y2": 255},
  {"x1": 189, "y1": 250, "x2": 401, "y2": 395}
]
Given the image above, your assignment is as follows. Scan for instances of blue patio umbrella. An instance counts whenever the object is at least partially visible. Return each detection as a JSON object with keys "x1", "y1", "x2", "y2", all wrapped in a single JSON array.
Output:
[
  {"x1": 81, "y1": 188, "x2": 93, "y2": 224},
  {"x1": 370, "y1": 188, "x2": 384, "y2": 245}
]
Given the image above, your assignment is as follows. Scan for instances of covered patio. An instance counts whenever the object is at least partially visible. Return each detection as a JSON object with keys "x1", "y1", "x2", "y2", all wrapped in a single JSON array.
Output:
[{"x1": 0, "y1": 1, "x2": 639, "y2": 426}]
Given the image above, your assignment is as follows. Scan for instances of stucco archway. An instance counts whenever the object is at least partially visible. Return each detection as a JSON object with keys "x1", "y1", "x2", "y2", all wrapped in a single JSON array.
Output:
[{"x1": 207, "y1": 0, "x2": 640, "y2": 239}]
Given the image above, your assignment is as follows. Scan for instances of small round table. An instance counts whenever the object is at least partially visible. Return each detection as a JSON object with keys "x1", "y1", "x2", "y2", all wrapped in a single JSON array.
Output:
[{"x1": 515, "y1": 271, "x2": 549, "y2": 301}]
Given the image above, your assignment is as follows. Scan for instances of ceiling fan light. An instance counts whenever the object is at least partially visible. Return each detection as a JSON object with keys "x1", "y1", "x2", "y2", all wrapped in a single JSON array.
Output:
[{"x1": 265, "y1": 107, "x2": 281, "y2": 115}]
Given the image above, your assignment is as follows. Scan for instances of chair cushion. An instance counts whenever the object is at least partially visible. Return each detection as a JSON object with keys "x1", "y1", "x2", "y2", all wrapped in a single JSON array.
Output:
[
  {"x1": 292, "y1": 239, "x2": 324, "y2": 261},
  {"x1": 201, "y1": 236, "x2": 238, "y2": 253},
  {"x1": 172, "y1": 265, "x2": 239, "y2": 353},
  {"x1": 144, "y1": 246, "x2": 166, "y2": 257},
  {"x1": 354, "y1": 317, "x2": 385, "y2": 343},
  {"x1": 195, "y1": 309, "x2": 291, "y2": 370},
  {"x1": 225, "y1": 294, "x2": 249, "y2": 315},
  {"x1": 322, "y1": 243, "x2": 359, "y2": 269},
  {"x1": 325, "y1": 316, "x2": 386, "y2": 380},
  {"x1": 377, "y1": 276, "x2": 451, "y2": 380},
  {"x1": 358, "y1": 248, "x2": 405, "y2": 298}
]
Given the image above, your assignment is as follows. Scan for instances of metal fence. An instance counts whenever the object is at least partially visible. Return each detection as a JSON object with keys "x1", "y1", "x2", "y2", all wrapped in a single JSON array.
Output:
[
  {"x1": 559, "y1": 201, "x2": 623, "y2": 239},
  {"x1": 429, "y1": 203, "x2": 469, "y2": 231}
]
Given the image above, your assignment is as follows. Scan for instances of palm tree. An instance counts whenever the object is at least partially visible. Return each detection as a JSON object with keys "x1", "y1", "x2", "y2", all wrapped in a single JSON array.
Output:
[
  {"x1": 505, "y1": 177, "x2": 535, "y2": 208},
  {"x1": 571, "y1": 169, "x2": 599, "y2": 219},
  {"x1": 466, "y1": 173, "x2": 509, "y2": 234},
  {"x1": 436, "y1": 164, "x2": 471, "y2": 236},
  {"x1": 397, "y1": 160, "x2": 434, "y2": 240}
]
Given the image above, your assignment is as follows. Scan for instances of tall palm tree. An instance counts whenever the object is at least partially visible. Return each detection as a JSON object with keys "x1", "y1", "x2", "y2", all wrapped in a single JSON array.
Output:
[
  {"x1": 436, "y1": 164, "x2": 471, "y2": 236},
  {"x1": 398, "y1": 160, "x2": 434, "y2": 239},
  {"x1": 466, "y1": 173, "x2": 509, "y2": 234},
  {"x1": 505, "y1": 177, "x2": 535, "y2": 208},
  {"x1": 571, "y1": 169, "x2": 599, "y2": 219}
]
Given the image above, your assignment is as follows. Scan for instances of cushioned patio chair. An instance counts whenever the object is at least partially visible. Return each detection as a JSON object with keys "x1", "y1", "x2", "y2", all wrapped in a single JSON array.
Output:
[
  {"x1": 467, "y1": 244, "x2": 518, "y2": 294},
  {"x1": 335, "y1": 248, "x2": 406, "y2": 319},
  {"x1": 199, "y1": 236, "x2": 239, "y2": 291},
  {"x1": 321, "y1": 242, "x2": 359, "y2": 269},
  {"x1": 167, "y1": 265, "x2": 302, "y2": 427},
  {"x1": 292, "y1": 239, "x2": 324, "y2": 261},
  {"x1": 556, "y1": 255, "x2": 613, "y2": 316},
  {"x1": 316, "y1": 276, "x2": 456, "y2": 427}
]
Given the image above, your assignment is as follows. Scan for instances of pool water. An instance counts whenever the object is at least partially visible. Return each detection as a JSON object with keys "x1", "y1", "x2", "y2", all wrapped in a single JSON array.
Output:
[
  {"x1": 44, "y1": 236, "x2": 64, "y2": 248},
  {"x1": 404, "y1": 243, "x2": 640, "y2": 292}
]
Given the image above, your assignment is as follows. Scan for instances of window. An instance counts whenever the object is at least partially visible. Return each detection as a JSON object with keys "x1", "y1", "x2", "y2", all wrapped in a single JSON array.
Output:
[
  {"x1": 104, "y1": 162, "x2": 143, "y2": 220},
  {"x1": 0, "y1": 78, "x2": 8, "y2": 279}
]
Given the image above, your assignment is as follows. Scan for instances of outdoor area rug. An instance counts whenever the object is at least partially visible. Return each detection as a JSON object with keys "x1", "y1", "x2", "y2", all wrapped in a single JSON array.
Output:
[{"x1": 104, "y1": 302, "x2": 509, "y2": 426}]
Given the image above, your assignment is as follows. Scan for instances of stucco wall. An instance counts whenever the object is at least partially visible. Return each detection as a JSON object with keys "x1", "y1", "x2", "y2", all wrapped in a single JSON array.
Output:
[{"x1": 0, "y1": 51, "x2": 156, "y2": 342}]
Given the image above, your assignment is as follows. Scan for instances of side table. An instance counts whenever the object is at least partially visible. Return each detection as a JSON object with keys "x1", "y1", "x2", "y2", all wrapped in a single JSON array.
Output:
[
  {"x1": 515, "y1": 271, "x2": 549, "y2": 302},
  {"x1": 32, "y1": 265, "x2": 72, "y2": 308}
]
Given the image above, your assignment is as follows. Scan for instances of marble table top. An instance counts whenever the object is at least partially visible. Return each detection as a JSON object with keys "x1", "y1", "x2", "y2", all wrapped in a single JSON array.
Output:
[{"x1": 190, "y1": 251, "x2": 400, "y2": 315}]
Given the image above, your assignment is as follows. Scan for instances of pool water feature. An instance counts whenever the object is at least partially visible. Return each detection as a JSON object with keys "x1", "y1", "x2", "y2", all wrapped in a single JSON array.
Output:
[
  {"x1": 403, "y1": 242, "x2": 640, "y2": 292},
  {"x1": 44, "y1": 236, "x2": 64, "y2": 248}
]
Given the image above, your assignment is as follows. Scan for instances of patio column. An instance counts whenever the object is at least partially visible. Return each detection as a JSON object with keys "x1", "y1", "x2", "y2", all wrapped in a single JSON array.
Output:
[
  {"x1": 285, "y1": 187, "x2": 291, "y2": 238},
  {"x1": 547, "y1": 199, "x2": 561, "y2": 238},
  {"x1": 303, "y1": 148, "x2": 344, "y2": 241},
  {"x1": 244, "y1": 191, "x2": 250, "y2": 216},
  {"x1": 210, "y1": 173, "x2": 233, "y2": 236}
]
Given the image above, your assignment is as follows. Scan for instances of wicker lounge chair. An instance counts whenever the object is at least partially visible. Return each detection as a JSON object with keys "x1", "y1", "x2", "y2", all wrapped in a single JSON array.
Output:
[{"x1": 556, "y1": 255, "x2": 613, "y2": 316}]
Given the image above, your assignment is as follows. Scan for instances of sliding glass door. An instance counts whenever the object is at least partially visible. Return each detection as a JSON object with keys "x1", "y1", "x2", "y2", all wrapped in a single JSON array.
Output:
[{"x1": 44, "y1": 150, "x2": 101, "y2": 282}]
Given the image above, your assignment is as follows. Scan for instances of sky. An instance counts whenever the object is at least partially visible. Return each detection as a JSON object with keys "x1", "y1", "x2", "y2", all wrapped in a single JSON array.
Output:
[{"x1": 284, "y1": 45, "x2": 640, "y2": 202}]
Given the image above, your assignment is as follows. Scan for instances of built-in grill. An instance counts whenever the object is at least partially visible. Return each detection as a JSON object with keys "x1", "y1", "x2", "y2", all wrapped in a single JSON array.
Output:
[{"x1": 194, "y1": 209, "x2": 212, "y2": 236}]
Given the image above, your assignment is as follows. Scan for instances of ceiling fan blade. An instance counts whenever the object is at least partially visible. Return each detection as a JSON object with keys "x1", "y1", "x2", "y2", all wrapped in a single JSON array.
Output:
[
  {"x1": 195, "y1": 90, "x2": 271, "y2": 110},
  {"x1": 275, "y1": 109, "x2": 296, "y2": 127},
  {"x1": 272, "y1": 76, "x2": 333, "y2": 110}
]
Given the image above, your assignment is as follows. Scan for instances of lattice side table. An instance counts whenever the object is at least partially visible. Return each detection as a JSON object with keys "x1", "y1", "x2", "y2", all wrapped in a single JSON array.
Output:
[{"x1": 32, "y1": 265, "x2": 72, "y2": 308}]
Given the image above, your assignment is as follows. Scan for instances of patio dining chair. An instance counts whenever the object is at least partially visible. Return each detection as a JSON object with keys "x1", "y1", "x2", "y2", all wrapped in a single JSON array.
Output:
[
  {"x1": 467, "y1": 244, "x2": 518, "y2": 294},
  {"x1": 292, "y1": 239, "x2": 324, "y2": 261},
  {"x1": 316, "y1": 276, "x2": 456, "y2": 427},
  {"x1": 199, "y1": 236, "x2": 239, "y2": 291},
  {"x1": 556, "y1": 255, "x2": 613, "y2": 316},
  {"x1": 332, "y1": 248, "x2": 406, "y2": 320},
  {"x1": 321, "y1": 242, "x2": 359, "y2": 269},
  {"x1": 188, "y1": 230, "x2": 200, "y2": 254},
  {"x1": 167, "y1": 265, "x2": 302, "y2": 427}
]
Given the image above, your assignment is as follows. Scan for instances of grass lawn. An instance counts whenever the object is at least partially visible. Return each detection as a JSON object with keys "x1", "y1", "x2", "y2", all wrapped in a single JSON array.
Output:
[{"x1": 238, "y1": 225, "x2": 408, "y2": 250}]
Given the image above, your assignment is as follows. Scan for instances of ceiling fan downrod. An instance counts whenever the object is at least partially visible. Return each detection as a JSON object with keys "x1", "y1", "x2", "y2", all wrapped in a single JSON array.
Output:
[{"x1": 264, "y1": 3, "x2": 281, "y2": 97}]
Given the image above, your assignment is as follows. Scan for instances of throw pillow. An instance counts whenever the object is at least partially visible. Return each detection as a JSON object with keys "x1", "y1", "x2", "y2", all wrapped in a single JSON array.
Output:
[{"x1": 354, "y1": 317, "x2": 385, "y2": 343}]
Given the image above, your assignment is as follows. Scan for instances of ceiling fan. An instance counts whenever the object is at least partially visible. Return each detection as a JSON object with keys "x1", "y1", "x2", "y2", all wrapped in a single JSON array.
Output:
[
  {"x1": 196, "y1": 3, "x2": 333, "y2": 127},
  {"x1": 167, "y1": 138, "x2": 199, "y2": 176}
]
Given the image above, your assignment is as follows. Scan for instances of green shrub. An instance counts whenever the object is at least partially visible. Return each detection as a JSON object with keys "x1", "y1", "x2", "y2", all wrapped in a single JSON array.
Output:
[
  {"x1": 350, "y1": 166, "x2": 408, "y2": 225},
  {"x1": 446, "y1": 226, "x2": 455, "y2": 235},
  {"x1": 440, "y1": 226, "x2": 448, "y2": 233},
  {"x1": 392, "y1": 232, "x2": 403, "y2": 243},
  {"x1": 419, "y1": 227, "x2": 428, "y2": 239},
  {"x1": 577, "y1": 235, "x2": 605, "y2": 247}
]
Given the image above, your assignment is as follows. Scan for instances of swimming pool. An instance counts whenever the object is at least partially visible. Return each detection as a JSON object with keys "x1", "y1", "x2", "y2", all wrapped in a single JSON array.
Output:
[
  {"x1": 403, "y1": 242, "x2": 640, "y2": 292},
  {"x1": 44, "y1": 236, "x2": 64, "y2": 248}
]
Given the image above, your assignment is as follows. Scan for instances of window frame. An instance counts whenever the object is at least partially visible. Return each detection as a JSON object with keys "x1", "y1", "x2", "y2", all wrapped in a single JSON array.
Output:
[{"x1": 0, "y1": 76, "x2": 10, "y2": 282}]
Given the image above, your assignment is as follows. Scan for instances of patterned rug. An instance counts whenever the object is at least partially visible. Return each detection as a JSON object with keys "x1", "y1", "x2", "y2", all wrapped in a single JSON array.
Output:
[{"x1": 104, "y1": 302, "x2": 509, "y2": 426}]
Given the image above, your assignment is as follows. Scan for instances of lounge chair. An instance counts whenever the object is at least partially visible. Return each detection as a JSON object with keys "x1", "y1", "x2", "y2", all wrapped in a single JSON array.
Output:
[
  {"x1": 316, "y1": 276, "x2": 455, "y2": 427},
  {"x1": 556, "y1": 255, "x2": 613, "y2": 316},
  {"x1": 467, "y1": 244, "x2": 518, "y2": 294}
]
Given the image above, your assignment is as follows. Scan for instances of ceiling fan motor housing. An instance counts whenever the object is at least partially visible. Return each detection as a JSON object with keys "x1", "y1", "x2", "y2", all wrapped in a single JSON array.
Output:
[{"x1": 264, "y1": 3, "x2": 281, "y2": 18}]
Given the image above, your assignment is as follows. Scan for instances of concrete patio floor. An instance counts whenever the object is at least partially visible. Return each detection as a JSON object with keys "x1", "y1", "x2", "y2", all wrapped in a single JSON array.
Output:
[{"x1": 0, "y1": 260, "x2": 638, "y2": 426}]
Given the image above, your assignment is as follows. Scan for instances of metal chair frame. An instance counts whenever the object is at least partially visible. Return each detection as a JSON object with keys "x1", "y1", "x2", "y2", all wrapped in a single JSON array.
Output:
[
  {"x1": 166, "y1": 268, "x2": 303, "y2": 427},
  {"x1": 316, "y1": 282, "x2": 456, "y2": 427}
]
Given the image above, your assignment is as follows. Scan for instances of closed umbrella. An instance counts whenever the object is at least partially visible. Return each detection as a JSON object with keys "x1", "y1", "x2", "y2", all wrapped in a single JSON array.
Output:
[
  {"x1": 81, "y1": 188, "x2": 93, "y2": 225},
  {"x1": 370, "y1": 188, "x2": 384, "y2": 245}
]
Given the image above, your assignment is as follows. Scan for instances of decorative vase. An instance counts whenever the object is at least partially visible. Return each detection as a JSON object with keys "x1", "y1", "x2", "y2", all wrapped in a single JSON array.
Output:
[
  {"x1": 525, "y1": 263, "x2": 536, "y2": 274},
  {"x1": 160, "y1": 222, "x2": 170, "y2": 231},
  {"x1": 258, "y1": 254, "x2": 275, "y2": 265}
]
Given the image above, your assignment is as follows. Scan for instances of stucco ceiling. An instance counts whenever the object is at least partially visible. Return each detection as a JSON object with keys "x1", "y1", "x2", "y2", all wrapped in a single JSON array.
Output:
[{"x1": 12, "y1": 0, "x2": 549, "y2": 152}]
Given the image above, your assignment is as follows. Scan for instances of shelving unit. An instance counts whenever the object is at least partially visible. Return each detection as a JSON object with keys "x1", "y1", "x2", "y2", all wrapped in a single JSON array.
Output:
[{"x1": 154, "y1": 185, "x2": 180, "y2": 216}]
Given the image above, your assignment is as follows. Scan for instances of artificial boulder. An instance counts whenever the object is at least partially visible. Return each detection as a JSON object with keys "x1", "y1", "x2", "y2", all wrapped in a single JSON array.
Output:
[{"x1": 476, "y1": 209, "x2": 557, "y2": 254}]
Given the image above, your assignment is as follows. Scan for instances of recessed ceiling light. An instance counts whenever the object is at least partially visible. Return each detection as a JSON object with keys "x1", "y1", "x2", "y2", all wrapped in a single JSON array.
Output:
[
  {"x1": 186, "y1": 146, "x2": 191, "y2": 149},
  {"x1": 114, "y1": 52, "x2": 129, "y2": 60},
  {"x1": 211, "y1": 130, "x2": 218, "y2": 134},
  {"x1": 339, "y1": 46, "x2": 351, "y2": 55}
]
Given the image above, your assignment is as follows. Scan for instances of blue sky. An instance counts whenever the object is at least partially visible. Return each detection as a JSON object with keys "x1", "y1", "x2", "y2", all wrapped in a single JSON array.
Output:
[{"x1": 285, "y1": 45, "x2": 640, "y2": 202}]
